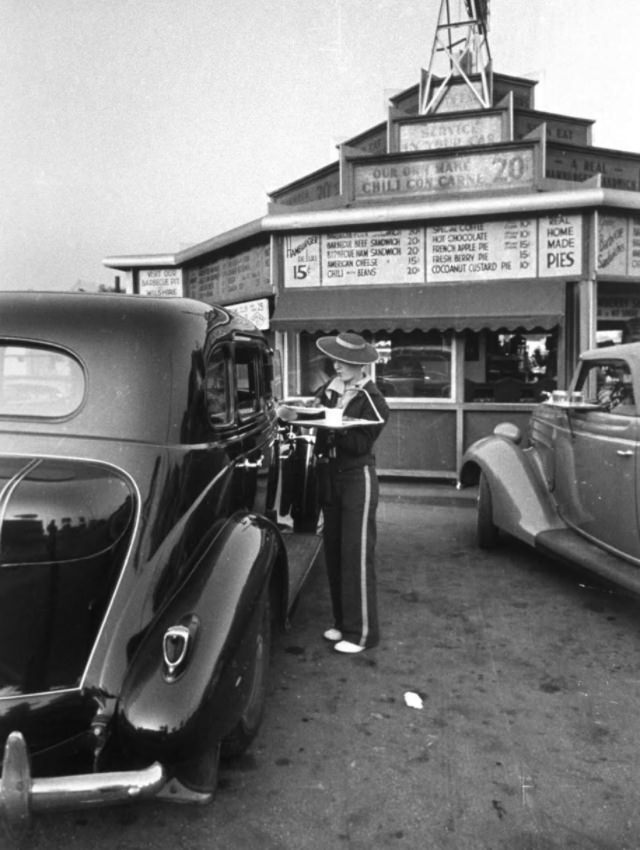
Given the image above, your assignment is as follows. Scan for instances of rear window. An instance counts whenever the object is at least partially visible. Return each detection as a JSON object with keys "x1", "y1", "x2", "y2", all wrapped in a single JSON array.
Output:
[{"x1": 0, "y1": 344, "x2": 85, "y2": 418}]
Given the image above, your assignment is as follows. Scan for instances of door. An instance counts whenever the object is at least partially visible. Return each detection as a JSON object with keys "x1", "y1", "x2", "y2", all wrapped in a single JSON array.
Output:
[{"x1": 556, "y1": 358, "x2": 640, "y2": 558}]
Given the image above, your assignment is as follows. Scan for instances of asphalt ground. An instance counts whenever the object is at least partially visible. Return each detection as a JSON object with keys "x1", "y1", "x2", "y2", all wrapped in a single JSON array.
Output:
[{"x1": 18, "y1": 487, "x2": 640, "y2": 850}]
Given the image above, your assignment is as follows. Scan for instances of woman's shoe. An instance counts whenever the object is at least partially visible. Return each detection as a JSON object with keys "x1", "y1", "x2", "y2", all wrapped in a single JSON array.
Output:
[
  {"x1": 334, "y1": 640, "x2": 365, "y2": 654},
  {"x1": 323, "y1": 628, "x2": 343, "y2": 642}
]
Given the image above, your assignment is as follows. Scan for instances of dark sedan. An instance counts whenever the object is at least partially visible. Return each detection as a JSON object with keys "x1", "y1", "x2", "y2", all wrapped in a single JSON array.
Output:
[{"x1": 0, "y1": 292, "x2": 320, "y2": 838}]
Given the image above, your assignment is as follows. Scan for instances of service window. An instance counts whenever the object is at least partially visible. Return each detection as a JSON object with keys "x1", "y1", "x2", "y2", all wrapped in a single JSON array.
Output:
[
  {"x1": 374, "y1": 331, "x2": 452, "y2": 399},
  {"x1": 298, "y1": 329, "x2": 452, "y2": 399},
  {"x1": 464, "y1": 329, "x2": 558, "y2": 403}
]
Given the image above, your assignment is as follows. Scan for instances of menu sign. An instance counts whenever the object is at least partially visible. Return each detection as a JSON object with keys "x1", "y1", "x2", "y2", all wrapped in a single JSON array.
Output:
[
  {"x1": 599, "y1": 294, "x2": 640, "y2": 320},
  {"x1": 398, "y1": 113, "x2": 504, "y2": 152},
  {"x1": 228, "y1": 297, "x2": 270, "y2": 330},
  {"x1": 546, "y1": 144, "x2": 640, "y2": 192},
  {"x1": 283, "y1": 214, "x2": 587, "y2": 287},
  {"x1": 631, "y1": 217, "x2": 640, "y2": 274},
  {"x1": 322, "y1": 230, "x2": 424, "y2": 285},
  {"x1": 426, "y1": 220, "x2": 535, "y2": 282},
  {"x1": 598, "y1": 215, "x2": 628, "y2": 275},
  {"x1": 284, "y1": 230, "x2": 424, "y2": 287},
  {"x1": 538, "y1": 214, "x2": 582, "y2": 277},
  {"x1": 186, "y1": 244, "x2": 271, "y2": 303},
  {"x1": 139, "y1": 268, "x2": 183, "y2": 297},
  {"x1": 283, "y1": 234, "x2": 322, "y2": 287},
  {"x1": 352, "y1": 146, "x2": 536, "y2": 201},
  {"x1": 595, "y1": 215, "x2": 640, "y2": 276}
]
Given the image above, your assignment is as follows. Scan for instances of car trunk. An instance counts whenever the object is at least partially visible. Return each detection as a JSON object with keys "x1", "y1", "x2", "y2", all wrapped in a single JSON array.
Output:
[{"x1": 0, "y1": 456, "x2": 135, "y2": 699}]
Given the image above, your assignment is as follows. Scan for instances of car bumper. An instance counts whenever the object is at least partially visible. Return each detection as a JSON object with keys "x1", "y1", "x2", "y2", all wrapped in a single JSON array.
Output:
[{"x1": 1, "y1": 731, "x2": 167, "y2": 837}]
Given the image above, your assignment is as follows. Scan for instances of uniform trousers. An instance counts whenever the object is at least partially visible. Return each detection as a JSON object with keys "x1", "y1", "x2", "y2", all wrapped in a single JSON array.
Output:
[{"x1": 321, "y1": 463, "x2": 379, "y2": 648}]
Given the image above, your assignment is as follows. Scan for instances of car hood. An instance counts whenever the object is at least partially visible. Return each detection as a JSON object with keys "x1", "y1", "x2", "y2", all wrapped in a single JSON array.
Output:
[{"x1": 0, "y1": 455, "x2": 136, "y2": 699}]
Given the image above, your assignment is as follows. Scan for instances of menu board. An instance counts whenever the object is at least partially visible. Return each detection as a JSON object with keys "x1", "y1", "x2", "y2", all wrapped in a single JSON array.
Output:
[
  {"x1": 538, "y1": 214, "x2": 582, "y2": 278},
  {"x1": 546, "y1": 144, "x2": 640, "y2": 191},
  {"x1": 598, "y1": 215, "x2": 628, "y2": 275},
  {"x1": 228, "y1": 297, "x2": 269, "y2": 330},
  {"x1": 284, "y1": 229, "x2": 424, "y2": 287},
  {"x1": 186, "y1": 244, "x2": 271, "y2": 303},
  {"x1": 631, "y1": 217, "x2": 640, "y2": 275},
  {"x1": 283, "y1": 234, "x2": 322, "y2": 287},
  {"x1": 282, "y1": 214, "x2": 587, "y2": 288},
  {"x1": 352, "y1": 146, "x2": 536, "y2": 201},
  {"x1": 426, "y1": 220, "x2": 535, "y2": 282},
  {"x1": 322, "y1": 230, "x2": 424, "y2": 285}
]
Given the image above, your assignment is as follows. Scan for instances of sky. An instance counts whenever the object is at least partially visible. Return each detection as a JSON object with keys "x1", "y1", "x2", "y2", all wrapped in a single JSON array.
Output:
[{"x1": 2, "y1": 0, "x2": 640, "y2": 292}]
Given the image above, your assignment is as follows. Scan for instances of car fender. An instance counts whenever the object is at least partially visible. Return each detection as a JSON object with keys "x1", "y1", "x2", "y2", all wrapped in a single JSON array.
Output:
[
  {"x1": 460, "y1": 429, "x2": 565, "y2": 545},
  {"x1": 117, "y1": 512, "x2": 285, "y2": 763}
]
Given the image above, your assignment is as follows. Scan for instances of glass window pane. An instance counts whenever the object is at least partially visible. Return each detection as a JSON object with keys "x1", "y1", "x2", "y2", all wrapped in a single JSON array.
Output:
[
  {"x1": 374, "y1": 330, "x2": 452, "y2": 399},
  {"x1": 298, "y1": 333, "x2": 337, "y2": 396},
  {"x1": 577, "y1": 359, "x2": 635, "y2": 411},
  {"x1": 205, "y1": 351, "x2": 231, "y2": 425},
  {"x1": 235, "y1": 345, "x2": 260, "y2": 417},
  {"x1": 465, "y1": 329, "x2": 558, "y2": 403},
  {"x1": 0, "y1": 345, "x2": 84, "y2": 417}
]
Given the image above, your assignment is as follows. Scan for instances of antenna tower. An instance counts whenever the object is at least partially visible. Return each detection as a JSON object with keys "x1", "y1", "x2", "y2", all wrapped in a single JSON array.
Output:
[{"x1": 420, "y1": 0, "x2": 492, "y2": 114}]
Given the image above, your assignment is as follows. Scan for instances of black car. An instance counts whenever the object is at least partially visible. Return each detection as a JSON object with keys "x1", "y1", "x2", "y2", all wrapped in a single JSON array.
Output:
[{"x1": 0, "y1": 292, "x2": 320, "y2": 836}]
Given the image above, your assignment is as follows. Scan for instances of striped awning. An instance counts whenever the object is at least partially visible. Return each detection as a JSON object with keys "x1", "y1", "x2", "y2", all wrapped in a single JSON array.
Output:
[{"x1": 270, "y1": 280, "x2": 565, "y2": 333}]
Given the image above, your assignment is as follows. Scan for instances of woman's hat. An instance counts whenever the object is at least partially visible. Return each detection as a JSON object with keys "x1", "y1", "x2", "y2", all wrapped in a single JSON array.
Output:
[{"x1": 316, "y1": 332, "x2": 378, "y2": 365}]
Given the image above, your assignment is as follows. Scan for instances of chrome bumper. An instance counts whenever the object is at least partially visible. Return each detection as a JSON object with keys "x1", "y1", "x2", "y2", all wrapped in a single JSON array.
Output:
[{"x1": 1, "y1": 731, "x2": 167, "y2": 837}]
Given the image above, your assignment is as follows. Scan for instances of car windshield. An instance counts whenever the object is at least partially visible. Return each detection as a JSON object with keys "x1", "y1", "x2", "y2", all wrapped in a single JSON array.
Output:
[{"x1": 0, "y1": 344, "x2": 85, "y2": 417}]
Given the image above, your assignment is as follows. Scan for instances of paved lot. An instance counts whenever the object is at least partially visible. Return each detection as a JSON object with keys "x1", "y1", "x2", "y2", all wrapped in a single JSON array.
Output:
[{"x1": 17, "y1": 494, "x2": 640, "y2": 850}]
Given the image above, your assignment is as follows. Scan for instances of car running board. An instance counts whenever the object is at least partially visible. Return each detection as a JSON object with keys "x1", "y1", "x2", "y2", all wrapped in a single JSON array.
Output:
[{"x1": 536, "y1": 529, "x2": 640, "y2": 597}]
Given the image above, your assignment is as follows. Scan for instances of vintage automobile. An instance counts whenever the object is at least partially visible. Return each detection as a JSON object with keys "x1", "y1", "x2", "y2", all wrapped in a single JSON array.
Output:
[
  {"x1": 0, "y1": 291, "x2": 321, "y2": 837},
  {"x1": 459, "y1": 341, "x2": 640, "y2": 597}
]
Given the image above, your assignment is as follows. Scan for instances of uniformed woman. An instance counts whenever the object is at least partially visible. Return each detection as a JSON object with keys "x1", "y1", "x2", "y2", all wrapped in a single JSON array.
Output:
[{"x1": 313, "y1": 332, "x2": 389, "y2": 654}]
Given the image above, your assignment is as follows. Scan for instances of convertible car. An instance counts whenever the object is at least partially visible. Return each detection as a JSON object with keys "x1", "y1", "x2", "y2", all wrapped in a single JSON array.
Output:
[
  {"x1": 0, "y1": 292, "x2": 321, "y2": 837},
  {"x1": 459, "y1": 341, "x2": 640, "y2": 597}
]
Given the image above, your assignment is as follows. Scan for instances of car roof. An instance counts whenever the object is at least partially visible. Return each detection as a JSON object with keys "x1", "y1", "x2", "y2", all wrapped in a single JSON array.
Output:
[
  {"x1": 580, "y1": 342, "x2": 640, "y2": 365},
  {"x1": 0, "y1": 292, "x2": 259, "y2": 443}
]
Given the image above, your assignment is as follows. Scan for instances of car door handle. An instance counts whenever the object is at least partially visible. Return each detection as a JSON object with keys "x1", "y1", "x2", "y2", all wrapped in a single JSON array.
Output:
[{"x1": 617, "y1": 450, "x2": 634, "y2": 457}]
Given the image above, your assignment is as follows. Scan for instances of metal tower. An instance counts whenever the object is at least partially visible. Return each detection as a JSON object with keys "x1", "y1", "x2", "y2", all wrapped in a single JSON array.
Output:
[{"x1": 419, "y1": 0, "x2": 492, "y2": 114}]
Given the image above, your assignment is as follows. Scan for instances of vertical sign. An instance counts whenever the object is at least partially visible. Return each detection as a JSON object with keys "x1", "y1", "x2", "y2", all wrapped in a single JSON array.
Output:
[
  {"x1": 597, "y1": 215, "x2": 628, "y2": 275},
  {"x1": 630, "y1": 217, "x2": 640, "y2": 275},
  {"x1": 538, "y1": 214, "x2": 582, "y2": 277},
  {"x1": 283, "y1": 234, "x2": 322, "y2": 287}
]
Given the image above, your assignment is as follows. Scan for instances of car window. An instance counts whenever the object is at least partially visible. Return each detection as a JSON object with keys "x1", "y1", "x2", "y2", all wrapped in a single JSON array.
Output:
[
  {"x1": 234, "y1": 343, "x2": 262, "y2": 419},
  {"x1": 205, "y1": 349, "x2": 231, "y2": 426},
  {"x1": 576, "y1": 359, "x2": 635, "y2": 413},
  {"x1": 0, "y1": 344, "x2": 84, "y2": 417}
]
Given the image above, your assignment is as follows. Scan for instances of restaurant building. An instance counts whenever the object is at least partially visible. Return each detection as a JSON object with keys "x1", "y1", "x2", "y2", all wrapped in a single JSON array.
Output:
[{"x1": 104, "y1": 1, "x2": 640, "y2": 479}]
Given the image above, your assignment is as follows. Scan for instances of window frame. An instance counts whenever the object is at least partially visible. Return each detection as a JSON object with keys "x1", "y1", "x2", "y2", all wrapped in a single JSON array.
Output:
[{"x1": 0, "y1": 342, "x2": 85, "y2": 420}]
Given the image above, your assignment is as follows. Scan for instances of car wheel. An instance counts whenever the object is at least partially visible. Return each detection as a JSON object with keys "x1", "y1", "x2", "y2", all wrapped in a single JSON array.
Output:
[
  {"x1": 221, "y1": 593, "x2": 271, "y2": 759},
  {"x1": 477, "y1": 473, "x2": 499, "y2": 549}
]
